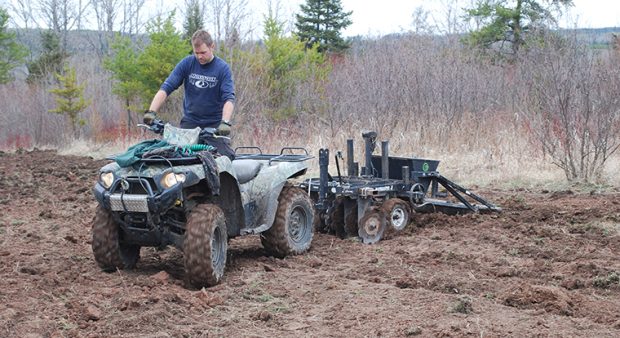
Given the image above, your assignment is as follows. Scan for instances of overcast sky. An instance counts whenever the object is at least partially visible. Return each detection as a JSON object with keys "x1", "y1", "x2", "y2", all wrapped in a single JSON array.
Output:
[
  {"x1": 4, "y1": 0, "x2": 619, "y2": 36},
  {"x1": 328, "y1": 0, "x2": 620, "y2": 36},
  {"x1": 257, "y1": 0, "x2": 620, "y2": 37}
]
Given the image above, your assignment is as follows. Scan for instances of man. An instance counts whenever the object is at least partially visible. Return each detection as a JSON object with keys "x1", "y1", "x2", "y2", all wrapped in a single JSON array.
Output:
[{"x1": 144, "y1": 29, "x2": 236, "y2": 159}]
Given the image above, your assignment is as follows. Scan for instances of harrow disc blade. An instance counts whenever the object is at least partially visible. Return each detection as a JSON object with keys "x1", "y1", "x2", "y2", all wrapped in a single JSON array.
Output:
[
  {"x1": 343, "y1": 199, "x2": 358, "y2": 238},
  {"x1": 358, "y1": 207, "x2": 386, "y2": 244},
  {"x1": 327, "y1": 197, "x2": 345, "y2": 238}
]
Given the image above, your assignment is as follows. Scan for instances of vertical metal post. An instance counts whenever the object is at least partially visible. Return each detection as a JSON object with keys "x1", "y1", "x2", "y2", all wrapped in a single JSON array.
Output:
[
  {"x1": 402, "y1": 166, "x2": 409, "y2": 185},
  {"x1": 346, "y1": 139, "x2": 354, "y2": 176},
  {"x1": 363, "y1": 134, "x2": 374, "y2": 177},
  {"x1": 318, "y1": 148, "x2": 329, "y2": 209},
  {"x1": 381, "y1": 140, "x2": 389, "y2": 179}
]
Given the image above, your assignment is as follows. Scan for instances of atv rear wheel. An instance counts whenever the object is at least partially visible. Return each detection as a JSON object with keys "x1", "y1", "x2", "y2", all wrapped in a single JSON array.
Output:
[
  {"x1": 92, "y1": 205, "x2": 140, "y2": 271},
  {"x1": 184, "y1": 203, "x2": 228, "y2": 288},
  {"x1": 261, "y1": 186, "x2": 314, "y2": 258}
]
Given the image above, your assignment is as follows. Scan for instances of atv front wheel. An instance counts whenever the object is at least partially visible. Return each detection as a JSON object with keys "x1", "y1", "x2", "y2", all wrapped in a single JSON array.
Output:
[
  {"x1": 261, "y1": 186, "x2": 314, "y2": 258},
  {"x1": 184, "y1": 203, "x2": 228, "y2": 288},
  {"x1": 92, "y1": 205, "x2": 140, "y2": 271}
]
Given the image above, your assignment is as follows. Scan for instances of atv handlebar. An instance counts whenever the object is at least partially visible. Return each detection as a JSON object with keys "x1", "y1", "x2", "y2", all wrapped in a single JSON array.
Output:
[
  {"x1": 137, "y1": 119, "x2": 228, "y2": 139},
  {"x1": 137, "y1": 118, "x2": 165, "y2": 134}
]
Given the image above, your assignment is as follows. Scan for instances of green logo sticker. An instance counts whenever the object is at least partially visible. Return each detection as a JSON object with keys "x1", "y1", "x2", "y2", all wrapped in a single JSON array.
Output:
[{"x1": 422, "y1": 162, "x2": 430, "y2": 172}]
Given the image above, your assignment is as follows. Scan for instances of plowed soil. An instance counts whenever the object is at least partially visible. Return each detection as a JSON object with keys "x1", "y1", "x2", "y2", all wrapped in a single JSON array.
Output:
[{"x1": 1, "y1": 149, "x2": 619, "y2": 337}]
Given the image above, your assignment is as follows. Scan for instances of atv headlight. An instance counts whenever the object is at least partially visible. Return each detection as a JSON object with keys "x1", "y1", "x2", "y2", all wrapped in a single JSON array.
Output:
[
  {"x1": 161, "y1": 172, "x2": 186, "y2": 189},
  {"x1": 100, "y1": 172, "x2": 114, "y2": 189}
]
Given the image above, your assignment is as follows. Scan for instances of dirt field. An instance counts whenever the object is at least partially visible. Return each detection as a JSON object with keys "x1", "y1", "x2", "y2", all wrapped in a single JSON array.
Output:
[{"x1": 1, "y1": 149, "x2": 619, "y2": 337}]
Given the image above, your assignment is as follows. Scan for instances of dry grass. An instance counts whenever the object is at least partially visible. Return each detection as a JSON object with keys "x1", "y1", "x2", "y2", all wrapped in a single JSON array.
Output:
[
  {"x1": 3, "y1": 104, "x2": 617, "y2": 189},
  {"x1": 4, "y1": 107, "x2": 613, "y2": 189}
]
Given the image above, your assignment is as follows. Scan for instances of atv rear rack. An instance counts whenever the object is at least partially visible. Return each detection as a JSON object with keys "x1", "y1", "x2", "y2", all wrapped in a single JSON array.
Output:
[{"x1": 234, "y1": 146, "x2": 314, "y2": 164}]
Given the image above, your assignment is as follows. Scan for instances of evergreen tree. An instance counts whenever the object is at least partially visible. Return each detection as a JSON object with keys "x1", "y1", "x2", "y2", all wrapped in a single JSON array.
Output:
[
  {"x1": 0, "y1": 7, "x2": 27, "y2": 83},
  {"x1": 295, "y1": 0, "x2": 352, "y2": 53},
  {"x1": 27, "y1": 30, "x2": 68, "y2": 83},
  {"x1": 105, "y1": 12, "x2": 188, "y2": 122},
  {"x1": 49, "y1": 65, "x2": 91, "y2": 138},
  {"x1": 464, "y1": 0, "x2": 573, "y2": 56},
  {"x1": 183, "y1": 0, "x2": 205, "y2": 42},
  {"x1": 137, "y1": 12, "x2": 189, "y2": 104},
  {"x1": 264, "y1": 15, "x2": 326, "y2": 119},
  {"x1": 104, "y1": 34, "x2": 142, "y2": 131}
]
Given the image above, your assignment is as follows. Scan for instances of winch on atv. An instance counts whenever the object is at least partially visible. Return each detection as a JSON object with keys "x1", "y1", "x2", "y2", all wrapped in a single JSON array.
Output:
[{"x1": 91, "y1": 119, "x2": 315, "y2": 288}]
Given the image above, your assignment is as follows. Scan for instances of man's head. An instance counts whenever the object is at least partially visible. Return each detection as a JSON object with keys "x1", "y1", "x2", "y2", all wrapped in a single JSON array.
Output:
[{"x1": 191, "y1": 30, "x2": 215, "y2": 65}]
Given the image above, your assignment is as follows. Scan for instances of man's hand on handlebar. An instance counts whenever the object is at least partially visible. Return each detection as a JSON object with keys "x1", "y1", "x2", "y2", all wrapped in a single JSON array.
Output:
[
  {"x1": 150, "y1": 119, "x2": 164, "y2": 134},
  {"x1": 199, "y1": 127, "x2": 219, "y2": 139},
  {"x1": 143, "y1": 110, "x2": 157, "y2": 125},
  {"x1": 217, "y1": 120, "x2": 231, "y2": 136},
  {"x1": 137, "y1": 118, "x2": 164, "y2": 134}
]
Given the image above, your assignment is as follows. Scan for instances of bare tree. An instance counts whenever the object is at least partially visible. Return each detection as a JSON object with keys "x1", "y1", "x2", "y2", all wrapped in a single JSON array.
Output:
[
  {"x1": 410, "y1": 6, "x2": 433, "y2": 35},
  {"x1": 74, "y1": 0, "x2": 89, "y2": 30},
  {"x1": 9, "y1": 0, "x2": 39, "y2": 29},
  {"x1": 36, "y1": 0, "x2": 87, "y2": 50},
  {"x1": 92, "y1": 0, "x2": 120, "y2": 32},
  {"x1": 205, "y1": 0, "x2": 250, "y2": 44},
  {"x1": 91, "y1": 0, "x2": 121, "y2": 55},
  {"x1": 518, "y1": 33, "x2": 620, "y2": 181},
  {"x1": 120, "y1": 0, "x2": 145, "y2": 34}
]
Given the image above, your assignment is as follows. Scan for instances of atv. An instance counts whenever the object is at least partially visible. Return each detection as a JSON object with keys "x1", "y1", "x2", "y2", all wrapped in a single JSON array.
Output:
[{"x1": 91, "y1": 119, "x2": 315, "y2": 288}]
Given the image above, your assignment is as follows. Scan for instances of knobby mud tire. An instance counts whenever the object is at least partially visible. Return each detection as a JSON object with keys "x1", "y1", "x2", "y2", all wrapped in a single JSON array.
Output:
[
  {"x1": 184, "y1": 204, "x2": 228, "y2": 288},
  {"x1": 261, "y1": 186, "x2": 315, "y2": 258},
  {"x1": 91, "y1": 205, "x2": 140, "y2": 272}
]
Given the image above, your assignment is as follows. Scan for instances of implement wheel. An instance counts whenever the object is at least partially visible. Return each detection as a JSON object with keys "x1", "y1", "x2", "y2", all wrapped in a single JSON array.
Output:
[
  {"x1": 381, "y1": 198, "x2": 411, "y2": 231},
  {"x1": 184, "y1": 203, "x2": 228, "y2": 288},
  {"x1": 92, "y1": 205, "x2": 140, "y2": 271}
]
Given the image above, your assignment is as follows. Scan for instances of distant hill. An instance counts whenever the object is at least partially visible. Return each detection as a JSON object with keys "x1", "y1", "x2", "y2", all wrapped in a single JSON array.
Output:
[
  {"x1": 11, "y1": 26, "x2": 620, "y2": 61},
  {"x1": 559, "y1": 27, "x2": 620, "y2": 47},
  {"x1": 11, "y1": 28, "x2": 147, "y2": 60}
]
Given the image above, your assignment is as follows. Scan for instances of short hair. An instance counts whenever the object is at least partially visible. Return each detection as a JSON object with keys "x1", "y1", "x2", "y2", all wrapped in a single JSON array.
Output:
[{"x1": 191, "y1": 30, "x2": 214, "y2": 47}]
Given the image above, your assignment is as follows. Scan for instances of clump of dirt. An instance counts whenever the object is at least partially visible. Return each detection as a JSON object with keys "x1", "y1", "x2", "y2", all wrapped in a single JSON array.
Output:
[{"x1": 502, "y1": 284, "x2": 575, "y2": 316}]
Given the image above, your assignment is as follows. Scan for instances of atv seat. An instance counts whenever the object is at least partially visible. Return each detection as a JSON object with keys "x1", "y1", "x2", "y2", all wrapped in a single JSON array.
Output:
[{"x1": 232, "y1": 159, "x2": 262, "y2": 184}]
